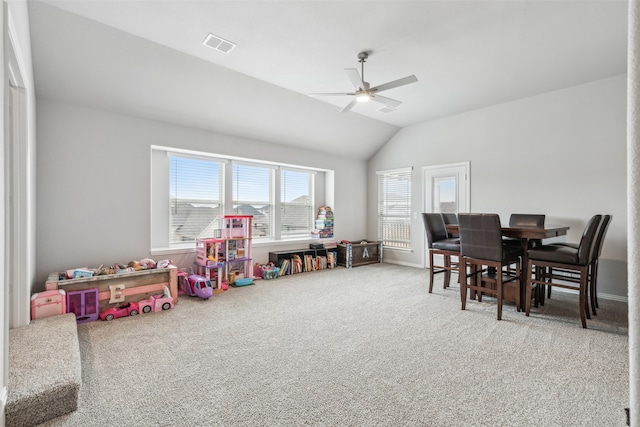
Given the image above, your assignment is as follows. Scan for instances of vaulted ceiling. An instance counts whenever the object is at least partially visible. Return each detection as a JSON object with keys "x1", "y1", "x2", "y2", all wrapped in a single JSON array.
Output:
[{"x1": 28, "y1": 1, "x2": 628, "y2": 159}]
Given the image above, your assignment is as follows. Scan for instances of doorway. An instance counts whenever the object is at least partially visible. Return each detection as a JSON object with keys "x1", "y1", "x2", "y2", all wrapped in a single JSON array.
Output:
[{"x1": 422, "y1": 162, "x2": 470, "y2": 267}]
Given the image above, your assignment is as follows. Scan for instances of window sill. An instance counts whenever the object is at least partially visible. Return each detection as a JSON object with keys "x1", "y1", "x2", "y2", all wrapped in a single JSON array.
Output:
[
  {"x1": 152, "y1": 237, "x2": 333, "y2": 256},
  {"x1": 150, "y1": 247, "x2": 195, "y2": 257},
  {"x1": 382, "y1": 246, "x2": 413, "y2": 253}
]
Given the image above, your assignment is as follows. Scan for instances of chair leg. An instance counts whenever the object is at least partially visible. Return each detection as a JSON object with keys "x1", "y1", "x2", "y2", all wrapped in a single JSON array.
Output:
[
  {"x1": 579, "y1": 267, "x2": 588, "y2": 328},
  {"x1": 590, "y1": 260, "x2": 598, "y2": 316},
  {"x1": 460, "y1": 259, "x2": 468, "y2": 310},
  {"x1": 525, "y1": 260, "x2": 533, "y2": 317},
  {"x1": 515, "y1": 261, "x2": 521, "y2": 313},
  {"x1": 443, "y1": 255, "x2": 451, "y2": 289},
  {"x1": 497, "y1": 270, "x2": 503, "y2": 321},
  {"x1": 428, "y1": 251, "x2": 435, "y2": 293}
]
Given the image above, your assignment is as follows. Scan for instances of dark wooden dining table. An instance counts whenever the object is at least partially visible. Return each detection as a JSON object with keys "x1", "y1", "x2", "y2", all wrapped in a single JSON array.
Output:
[{"x1": 446, "y1": 223, "x2": 570, "y2": 308}]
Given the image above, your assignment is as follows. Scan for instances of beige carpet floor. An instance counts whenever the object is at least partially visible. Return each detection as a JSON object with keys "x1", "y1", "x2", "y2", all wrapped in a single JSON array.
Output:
[{"x1": 38, "y1": 264, "x2": 629, "y2": 426}]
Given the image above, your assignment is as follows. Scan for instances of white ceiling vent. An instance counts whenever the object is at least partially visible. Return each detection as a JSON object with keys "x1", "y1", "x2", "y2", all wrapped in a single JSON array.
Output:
[
  {"x1": 377, "y1": 106, "x2": 397, "y2": 114},
  {"x1": 203, "y1": 33, "x2": 236, "y2": 54}
]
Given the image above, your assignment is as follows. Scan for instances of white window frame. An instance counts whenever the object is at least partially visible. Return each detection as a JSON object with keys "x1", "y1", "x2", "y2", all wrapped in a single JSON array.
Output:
[
  {"x1": 151, "y1": 146, "x2": 325, "y2": 252},
  {"x1": 377, "y1": 167, "x2": 413, "y2": 250},
  {"x1": 280, "y1": 167, "x2": 316, "y2": 239}
]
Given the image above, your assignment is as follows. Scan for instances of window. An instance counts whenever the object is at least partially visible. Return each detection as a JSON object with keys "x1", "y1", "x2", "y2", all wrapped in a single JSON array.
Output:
[
  {"x1": 151, "y1": 147, "x2": 324, "y2": 250},
  {"x1": 377, "y1": 167, "x2": 412, "y2": 249},
  {"x1": 169, "y1": 155, "x2": 224, "y2": 245},
  {"x1": 281, "y1": 169, "x2": 314, "y2": 238},
  {"x1": 232, "y1": 163, "x2": 274, "y2": 239}
]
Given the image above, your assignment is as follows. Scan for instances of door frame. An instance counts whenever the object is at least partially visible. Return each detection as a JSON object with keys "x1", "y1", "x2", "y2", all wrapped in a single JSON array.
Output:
[{"x1": 422, "y1": 162, "x2": 470, "y2": 268}]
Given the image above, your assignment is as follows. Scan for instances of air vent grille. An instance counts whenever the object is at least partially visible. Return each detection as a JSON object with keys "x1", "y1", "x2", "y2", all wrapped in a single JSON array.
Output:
[
  {"x1": 203, "y1": 33, "x2": 236, "y2": 54},
  {"x1": 378, "y1": 106, "x2": 397, "y2": 113}
]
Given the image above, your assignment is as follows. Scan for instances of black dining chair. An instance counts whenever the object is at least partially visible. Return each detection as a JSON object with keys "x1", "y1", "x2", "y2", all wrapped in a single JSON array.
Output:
[
  {"x1": 441, "y1": 213, "x2": 459, "y2": 238},
  {"x1": 503, "y1": 214, "x2": 546, "y2": 304},
  {"x1": 525, "y1": 214, "x2": 602, "y2": 328},
  {"x1": 458, "y1": 213, "x2": 523, "y2": 320},
  {"x1": 503, "y1": 214, "x2": 546, "y2": 248},
  {"x1": 546, "y1": 214, "x2": 611, "y2": 315},
  {"x1": 422, "y1": 213, "x2": 461, "y2": 293}
]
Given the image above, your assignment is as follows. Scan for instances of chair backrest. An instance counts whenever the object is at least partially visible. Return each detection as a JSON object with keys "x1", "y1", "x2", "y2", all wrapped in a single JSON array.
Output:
[
  {"x1": 441, "y1": 213, "x2": 458, "y2": 225},
  {"x1": 509, "y1": 214, "x2": 545, "y2": 228},
  {"x1": 422, "y1": 213, "x2": 448, "y2": 248},
  {"x1": 441, "y1": 212, "x2": 459, "y2": 237},
  {"x1": 592, "y1": 214, "x2": 612, "y2": 260},
  {"x1": 458, "y1": 213, "x2": 503, "y2": 262},
  {"x1": 577, "y1": 215, "x2": 602, "y2": 265}
]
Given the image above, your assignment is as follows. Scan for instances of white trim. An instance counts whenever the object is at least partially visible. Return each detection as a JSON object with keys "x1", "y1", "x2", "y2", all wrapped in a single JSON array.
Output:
[
  {"x1": 421, "y1": 162, "x2": 470, "y2": 268},
  {"x1": 5, "y1": 5, "x2": 31, "y2": 330},
  {"x1": 231, "y1": 159, "x2": 277, "y2": 169},
  {"x1": 382, "y1": 246, "x2": 412, "y2": 253},
  {"x1": 382, "y1": 259, "x2": 422, "y2": 269},
  {"x1": 6, "y1": 11, "x2": 27, "y2": 88},
  {"x1": 0, "y1": 386, "x2": 6, "y2": 426},
  {"x1": 152, "y1": 144, "x2": 329, "y2": 172},
  {"x1": 597, "y1": 292, "x2": 628, "y2": 303},
  {"x1": 166, "y1": 150, "x2": 229, "y2": 164},
  {"x1": 550, "y1": 287, "x2": 628, "y2": 303},
  {"x1": 0, "y1": 385, "x2": 6, "y2": 407},
  {"x1": 376, "y1": 166, "x2": 413, "y2": 175}
]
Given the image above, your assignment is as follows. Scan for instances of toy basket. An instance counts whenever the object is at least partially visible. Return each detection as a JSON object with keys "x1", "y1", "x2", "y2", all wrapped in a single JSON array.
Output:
[{"x1": 262, "y1": 267, "x2": 280, "y2": 280}]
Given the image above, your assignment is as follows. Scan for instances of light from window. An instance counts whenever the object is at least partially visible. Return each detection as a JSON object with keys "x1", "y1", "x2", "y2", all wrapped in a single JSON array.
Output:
[
  {"x1": 232, "y1": 163, "x2": 274, "y2": 239},
  {"x1": 281, "y1": 169, "x2": 314, "y2": 238},
  {"x1": 169, "y1": 156, "x2": 223, "y2": 245},
  {"x1": 377, "y1": 167, "x2": 412, "y2": 249}
]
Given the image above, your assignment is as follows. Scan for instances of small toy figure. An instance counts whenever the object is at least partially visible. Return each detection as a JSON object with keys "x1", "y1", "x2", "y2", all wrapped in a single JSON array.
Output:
[{"x1": 186, "y1": 269, "x2": 214, "y2": 300}]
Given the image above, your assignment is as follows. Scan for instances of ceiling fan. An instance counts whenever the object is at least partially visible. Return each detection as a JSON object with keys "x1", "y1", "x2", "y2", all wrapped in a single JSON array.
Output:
[{"x1": 309, "y1": 51, "x2": 418, "y2": 113}]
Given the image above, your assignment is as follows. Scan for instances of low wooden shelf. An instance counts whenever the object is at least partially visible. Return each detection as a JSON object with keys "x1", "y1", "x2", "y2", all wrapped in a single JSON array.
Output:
[{"x1": 45, "y1": 267, "x2": 178, "y2": 313}]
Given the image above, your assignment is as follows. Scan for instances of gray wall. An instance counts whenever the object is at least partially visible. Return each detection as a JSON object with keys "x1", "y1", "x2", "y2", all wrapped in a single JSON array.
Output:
[
  {"x1": 35, "y1": 99, "x2": 367, "y2": 288},
  {"x1": 368, "y1": 74, "x2": 628, "y2": 299}
]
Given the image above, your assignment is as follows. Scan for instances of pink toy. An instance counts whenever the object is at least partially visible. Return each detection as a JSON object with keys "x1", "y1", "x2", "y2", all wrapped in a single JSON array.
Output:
[
  {"x1": 31, "y1": 290, "x2": 66, "y2": 320},
  {"x1": 186, "y1": 269, "x2": 214, "y2": 300},
  {"x1": 99, "y1": 301, "x2": 139, "y2": 321},
  {"x1": 138, "y1": 286, "x2": 174, "y2": 313},
  {"x1": 177, "y1": 269, "x2": 189, "y2": 295}
]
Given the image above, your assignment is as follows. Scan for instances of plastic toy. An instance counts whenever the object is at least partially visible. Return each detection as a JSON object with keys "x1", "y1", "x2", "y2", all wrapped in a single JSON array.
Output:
[
  {"x1": 99, "y1": 301, "x2": 139, "y2": 321},
  {"x1": 186, "y1": 269, "x2": 214, "y2": 300},
  {"x1": 138, "y1": 286, "x2": 174, "y2": 313},
  {"x1": 177, "y1": 269, "x2": 189, "y2": 295}
]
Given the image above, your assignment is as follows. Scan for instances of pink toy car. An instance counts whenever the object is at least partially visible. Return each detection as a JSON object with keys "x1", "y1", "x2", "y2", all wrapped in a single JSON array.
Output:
[
  {"x1": 139, "y1": 287, "x2": 174, "y2": 313},
  {"x1": 99, "y1": 301, "x2": 139, "y2": 321}
]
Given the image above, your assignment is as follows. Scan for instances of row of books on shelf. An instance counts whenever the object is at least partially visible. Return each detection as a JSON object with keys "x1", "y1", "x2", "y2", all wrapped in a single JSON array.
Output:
[{"x1": 277, "y1": 252, "x2": 337, "y2": 275}]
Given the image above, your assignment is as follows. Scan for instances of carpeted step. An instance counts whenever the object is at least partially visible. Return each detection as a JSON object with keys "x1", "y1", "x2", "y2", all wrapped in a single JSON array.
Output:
[{"x1": 6, "y1": 313, "x2": 81, "y2": 427}]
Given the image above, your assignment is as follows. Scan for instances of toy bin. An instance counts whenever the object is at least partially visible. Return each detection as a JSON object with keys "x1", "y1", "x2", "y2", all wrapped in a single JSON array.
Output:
[
  {"x1": 262, "y1": 267, "x2": 280, "y2": 280},
  {"x1": 31, "y1": 290, "x2": 66, "y2": 320}
]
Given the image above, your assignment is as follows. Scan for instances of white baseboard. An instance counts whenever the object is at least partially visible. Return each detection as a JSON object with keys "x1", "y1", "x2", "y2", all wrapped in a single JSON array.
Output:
[
  {"x1": 593, "y1": 292, "x2": 627, "y2": 303},
  {"x1": 549, "y1": 287, "x2": 628, "y2": 303},
  {"x1": 382, "y1": 259, "x2": 423, "y2": 269},
  {"x1": 1, "y1": 386, "x2": 7, "y2": 427}
]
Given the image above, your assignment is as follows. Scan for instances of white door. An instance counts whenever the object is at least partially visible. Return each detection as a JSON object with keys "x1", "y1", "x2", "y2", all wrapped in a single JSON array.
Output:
[{"x1": 422, "y1": 162, "x2": 470, "y2": 267}]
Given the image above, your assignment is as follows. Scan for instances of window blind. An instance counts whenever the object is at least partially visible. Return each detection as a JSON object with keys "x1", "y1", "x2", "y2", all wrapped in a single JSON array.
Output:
[
  {"x1": 377, "y1": 167, "x2": 412, "y2": 249},
  {"x1": 281, "y1": 169, "x2": 314, "y2": 238},
  {"x1": 232, "y1": 163, "x2": 274, "y2": 239},
  {"x1": 169, "y1": 155, "x2": 223, "y2": 244}
]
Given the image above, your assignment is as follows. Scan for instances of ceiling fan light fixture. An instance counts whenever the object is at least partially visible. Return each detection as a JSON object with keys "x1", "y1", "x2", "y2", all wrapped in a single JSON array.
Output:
[{"x1": 356, "y1": 93, "x2": 370, "y2": 103}]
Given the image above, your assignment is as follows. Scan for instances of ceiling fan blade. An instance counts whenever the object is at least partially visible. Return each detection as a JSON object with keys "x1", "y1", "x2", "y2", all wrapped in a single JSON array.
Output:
[
  {"x1": 370, "y1": 94, "x2": 402, "y2": 108},
  {"x1": 308, "y1": 93, "x2": 355, "y2": 97},
  {"x1": 370, "y1": 75, "x2": 418, "y2": 93},
  {"x1": 340, "y1": 98, "x2": 359, "y2": 113},
  {"x1": 345, "y1": 68, "x2": 364, "y2": 90}
]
